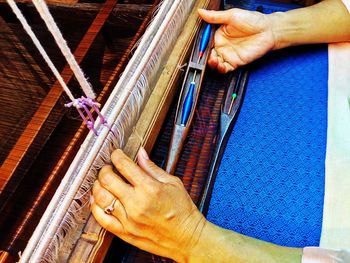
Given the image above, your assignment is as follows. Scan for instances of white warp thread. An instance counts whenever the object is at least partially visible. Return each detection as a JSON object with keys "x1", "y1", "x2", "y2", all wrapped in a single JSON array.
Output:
[
  {"x1": 20, "y1": 0, "x2": 198, "y2": 261},
  {"x1": 6, "y1": 0, "x2": 76, "y2": 102},
  {"x1": 32, "y1": 0, "x2": 96, "y2": 99}
]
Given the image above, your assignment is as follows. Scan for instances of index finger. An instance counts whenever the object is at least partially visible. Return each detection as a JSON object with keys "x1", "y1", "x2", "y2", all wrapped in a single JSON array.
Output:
[
  {"x1": 198, "y1": 9, "x2": 233, "y2": 25},
  {"x1": 111, "y1": 149, "x2": 153, "y2": 186}
]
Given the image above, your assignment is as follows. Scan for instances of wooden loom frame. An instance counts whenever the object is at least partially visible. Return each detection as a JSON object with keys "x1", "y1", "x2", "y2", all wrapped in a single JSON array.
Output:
[
  {"x1": 70, "y1": 1, "x2": 214, "y2": 261},
  {"x1": 0, "y1": 1, "x2": 157, "y2": 262}
]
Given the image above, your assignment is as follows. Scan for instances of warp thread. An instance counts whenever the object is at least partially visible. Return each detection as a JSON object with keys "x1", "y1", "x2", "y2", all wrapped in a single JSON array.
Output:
[
  {"x1": 45, "y1": 1, "x2": 196, "y2": 261},
  {"x1": 19, "y1": 0, "x2": 199, "y2": 261},
  {"x1": 32, "y1": 0, "x2": 95, "y2": 99}
]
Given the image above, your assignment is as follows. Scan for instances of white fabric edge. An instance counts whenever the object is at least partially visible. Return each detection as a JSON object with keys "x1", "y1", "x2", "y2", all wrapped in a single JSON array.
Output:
[{"x1": 320, "y1": 42, "x2": 350, "y2": 249}]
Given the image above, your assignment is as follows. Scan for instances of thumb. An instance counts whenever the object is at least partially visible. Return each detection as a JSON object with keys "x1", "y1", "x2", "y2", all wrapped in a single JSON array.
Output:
[
  {"x1": 198, "y1": 9, "x2": 233, "y2": 24},
  {"x1": 137, "y1": 147, "x2": 169, "y2": 182}
]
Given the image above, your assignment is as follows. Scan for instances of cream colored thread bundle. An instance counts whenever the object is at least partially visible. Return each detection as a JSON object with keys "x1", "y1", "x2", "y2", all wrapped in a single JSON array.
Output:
[
  {"x1": 32, "y1": 0, "x2": 96, "y2": 99},
  {"x1": 6, "y1": 0, "x2": 76, "y2": 102}
]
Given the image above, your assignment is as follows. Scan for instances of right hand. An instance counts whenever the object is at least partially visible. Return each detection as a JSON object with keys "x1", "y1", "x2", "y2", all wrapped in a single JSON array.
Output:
[
  {"x1": 198, "y1": 8, "x2": 277, "y2": 73},
  {"x1": 91, "y1": 149, "x2": 206, "y2": 262}
]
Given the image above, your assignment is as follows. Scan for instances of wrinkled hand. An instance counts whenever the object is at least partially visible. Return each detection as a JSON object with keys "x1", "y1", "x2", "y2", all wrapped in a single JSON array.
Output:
[
  {"x1": 91, "y1": 148, "x2": 206, "y2": 262},
  {"x1": 198, "y1": 8, "x2": 276, "y2": 73}
]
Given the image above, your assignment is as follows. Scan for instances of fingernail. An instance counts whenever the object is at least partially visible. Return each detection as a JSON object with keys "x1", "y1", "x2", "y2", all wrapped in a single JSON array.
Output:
[
  {"x1": 90, "y1": 195, "x2": 94, "y2": 205},
  {"x1": 139, "y1": 147, "x2": 149, "y2": 160}
]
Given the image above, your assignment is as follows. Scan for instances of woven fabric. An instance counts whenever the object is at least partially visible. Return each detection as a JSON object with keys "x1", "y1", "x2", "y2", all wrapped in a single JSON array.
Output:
[{"x1": 206, "y1": 45, "x2": 328, "y2": 247}]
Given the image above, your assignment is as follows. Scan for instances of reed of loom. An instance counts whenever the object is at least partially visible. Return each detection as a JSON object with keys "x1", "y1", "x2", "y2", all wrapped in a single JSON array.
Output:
[
  {"x1": 83, "y1": 1, "x2": 220, "y2": 261},
  {"x1": 17, "y1": 1, "x2": 207, "y2": 262},
  {"x1": 78, "y1": 1, "x2": 222, "y2": 261},
  {"x1": 0, "y1": 1, "x2": 155, "y2": 262}
]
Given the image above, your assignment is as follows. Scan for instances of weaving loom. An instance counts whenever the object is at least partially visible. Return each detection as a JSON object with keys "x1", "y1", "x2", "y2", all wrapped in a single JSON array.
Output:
[
  {"x1": 0, "y1": 0, "x2": 158, "y2": 261},
  {"x1": 1, "y1": 0, "x2": 349, "y2": 262},
  {"x1": 0, "y1": 0, "x2": 218, "y2": 261}
]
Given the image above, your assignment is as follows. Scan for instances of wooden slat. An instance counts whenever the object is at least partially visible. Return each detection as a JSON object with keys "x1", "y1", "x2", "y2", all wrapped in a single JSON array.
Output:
[
  {"x1": 0, "y1": 251, "x2": 14, "y2": 263},
  {"x1": 0, "y1": 16, "x2": 51, "y2": 165},
  {"x1": 0, "y1": 0, "x2": 118, "y2": 193},
  {"x1": 0, "y1": 0, "x2": 78, "y2": 4}
]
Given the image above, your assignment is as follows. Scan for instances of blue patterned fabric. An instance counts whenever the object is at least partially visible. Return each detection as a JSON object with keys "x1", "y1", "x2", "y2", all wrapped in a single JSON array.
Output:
[
  {"x1": 206, "y1": 45, "x2": 328, "y2": 247},
  {"x1": 224, "y1": 0, "x2": 301, "y2": 13}
]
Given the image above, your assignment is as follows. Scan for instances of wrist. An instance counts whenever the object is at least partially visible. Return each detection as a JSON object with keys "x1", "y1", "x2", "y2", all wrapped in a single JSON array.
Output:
[
  {"x1": 268, "y1": 11, "x2": 292, "y2": 50},
  {"x1": 185, "y1": 219, "x2": 303, "y2": 263},
  {"x1": 169, "y1": 209, "x2": 207, "y2": 263},
  {"x1": 267, "y1": 0, "x2": 350, "y2": 50},
  {"x1": 186, "y1": 220, "x2": 216, "y2": 263}
]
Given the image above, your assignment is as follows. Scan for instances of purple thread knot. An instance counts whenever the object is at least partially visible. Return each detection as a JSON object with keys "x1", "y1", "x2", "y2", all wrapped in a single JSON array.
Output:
[{"x1": 65, "y1": 96, "x2": 111, "y2": 136}]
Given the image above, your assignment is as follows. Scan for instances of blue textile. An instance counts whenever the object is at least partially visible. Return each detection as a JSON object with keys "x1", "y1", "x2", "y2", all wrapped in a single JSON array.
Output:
[
  {"x1": 224, "y1": 0, "x2": 301, "y2": 13},
  {"x1": 206, "y1": 45, "x2": 328, "y2": 247}
]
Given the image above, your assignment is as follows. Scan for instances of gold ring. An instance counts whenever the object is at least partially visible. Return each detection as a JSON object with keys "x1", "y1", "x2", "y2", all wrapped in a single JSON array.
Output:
[{"x1": 104, "y1": 198, "x2": 117, "y2": 215}]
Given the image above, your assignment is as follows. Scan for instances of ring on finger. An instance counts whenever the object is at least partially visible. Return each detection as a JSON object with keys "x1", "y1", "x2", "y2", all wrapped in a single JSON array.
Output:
[{"x1": 104, "y1": 198, "x2": 117, "y2": 215}]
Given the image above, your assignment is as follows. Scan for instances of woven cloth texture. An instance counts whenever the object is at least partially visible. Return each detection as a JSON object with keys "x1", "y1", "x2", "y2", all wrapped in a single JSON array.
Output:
[{"x1": 206, "y1": 44, "x2": 328, "y2": 247}]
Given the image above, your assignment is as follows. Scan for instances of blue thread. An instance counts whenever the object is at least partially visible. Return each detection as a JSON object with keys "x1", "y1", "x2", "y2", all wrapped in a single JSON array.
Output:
[{"x1": 207, "y1": 45, "x2": 328, "y2": 247}]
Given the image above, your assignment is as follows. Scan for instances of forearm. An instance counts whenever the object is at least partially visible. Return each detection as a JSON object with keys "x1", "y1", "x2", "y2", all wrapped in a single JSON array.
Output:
[
  {"x1": 187, "y1": 221, "x2": 302, "y2": 263},
  {"x1": 270, "y1": 0, "x2": 350, "y2": 49}
]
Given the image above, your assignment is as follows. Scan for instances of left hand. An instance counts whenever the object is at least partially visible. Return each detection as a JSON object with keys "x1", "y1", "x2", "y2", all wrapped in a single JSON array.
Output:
[
  {"x1": 91, "y1": 148, "x2": 207, "y2": 262},
  {"x1": 198, "y1": 8, "x2": 276, "y2": 73}
]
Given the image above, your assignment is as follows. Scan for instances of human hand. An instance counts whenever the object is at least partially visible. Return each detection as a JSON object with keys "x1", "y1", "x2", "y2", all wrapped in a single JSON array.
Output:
[
  {"x1": 198, "y1": 8, "x2": 277, "y2": 73},
  {"x1": 91, "y1": 148, "x2": 206, "y2": 262}
]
